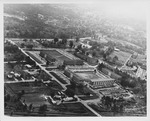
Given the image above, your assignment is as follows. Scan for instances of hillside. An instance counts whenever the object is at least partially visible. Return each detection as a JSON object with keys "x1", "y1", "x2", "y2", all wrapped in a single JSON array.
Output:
[{"x1": 4, "y1": 4, "x2": 146, "y2": 50}]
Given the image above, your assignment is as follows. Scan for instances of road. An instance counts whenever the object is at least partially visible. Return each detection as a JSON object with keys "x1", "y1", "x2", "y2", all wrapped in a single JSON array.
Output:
[
  {"x1": 5, "y1": 79, "x2": 35, "y2": 84},
  {"x1": 75, "y1": 95, "x2": 101, "y2": 117}
]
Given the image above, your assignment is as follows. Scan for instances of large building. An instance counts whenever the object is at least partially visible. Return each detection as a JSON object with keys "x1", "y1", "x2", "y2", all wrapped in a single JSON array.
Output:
[
  {"x1": 40, "y1": 49, "x2": 84, "y2": 66},
  {"x1": 64, "y1": 66, "x2": 115, "y2": 87}
]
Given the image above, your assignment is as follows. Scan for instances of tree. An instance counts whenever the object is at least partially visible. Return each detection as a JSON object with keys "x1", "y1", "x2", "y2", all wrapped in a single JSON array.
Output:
[
  {"x1": 65, "y1": 87, "x2": 75, "y2": 97},
  {"x1": 62, "y1": 38, "x2": 67, "y2": 44},
  {"x1": 77, "y1": 44, "x2": 82, "y2": 51},
  {"x1": 54, "y1": 38, "x2": 59, "y2": 44},
  {"x1": 26, "y1": 44, "x2": 33, "y2": 50},
  {"x1": 29, "y1": 103, "x2": 33, "y2": 111},
  {"x1": 92, "y1": 51, "x2": 96, "y2": 57},
  {"x1": 105, "y1": 46, "x2": 114, "y2": 56},
  {"x1": 14, "y1": 52, "x2": 24, "y2": 62},
  {"x1": 21, "y1": 90, "x2": 25, "y2": 95},
  {"x1": 121, "y1": 77, "x2": 136, "y2": 88},
  {"x1": 70, "y1": 81, "x2": 76, "y2": 89},
  {"x1": 69, "y1": 41, "x2": 74, "y2": 48},
  {"x1": 99, "y1": 50, "x2": 104, "y2": 55},
  {"x1": 86, "y1": 51, "x2": 89, "y2": 56},
  {"x1": 5, "y1": 94, "x2": 11, "y2": 102},
  {"x1": 21, "y1": 43, "x2": 25, "y2": 48},
  {"x1": 112, "y1": 56, "x2": 118, "y2": 63},
  {"x1": 25, "y1": 56, "x2": 35, "y2": 65},
  {"x1": 113, "y1": 103, "x2": 117, "y2": 115},
  {"x1": 81, "y1": 48, "x2": 86, "y2": 55},
  {"x1": 22, "y1": 104, "x2": 28, "y2": 112},
  {"x1": 133, "y1": 87, "x2": 141, "y2": 94},
  {"x1": 4, "y1": 44, "x2": 18, "y2": 53},
  {"x1": 97, "y1": 63, "x2": 105, "y2": 71},
  {"x1": 76, "y1": 37, "x2": 79, "y2": 42},
  {"x1": 128, "y1": 79, "x2": 137, "y2": 88},
  {"x1": 46, "y1": 60, "x2": 49, "y2": 66},
  {"x1": 103, "y1": 53, "x2": 107, "y2": 60},
  {"x1": 4, "y1": 102, "x2": 7, "y2": 108},
  {"x1": 105, "y1": 96, "x2": 111, "y2": 107},
  {"x1": 38, "y1": 104, "x2": 47, "y2": 115},
  {"x1": 23, "y1": 39, "x2": 27, "y2": 42}
]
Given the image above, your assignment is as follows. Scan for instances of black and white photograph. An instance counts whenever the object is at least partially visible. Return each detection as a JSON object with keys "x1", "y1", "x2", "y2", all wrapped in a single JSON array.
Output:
[{"x1": 1, "y1": 0, "x2": 149, "y2": 120}]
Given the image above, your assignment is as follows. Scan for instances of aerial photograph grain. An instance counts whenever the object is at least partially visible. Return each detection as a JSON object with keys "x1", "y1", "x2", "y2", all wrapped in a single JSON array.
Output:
[{"x1": 3, "y1": 0, "x2": 147, "y2": 117}]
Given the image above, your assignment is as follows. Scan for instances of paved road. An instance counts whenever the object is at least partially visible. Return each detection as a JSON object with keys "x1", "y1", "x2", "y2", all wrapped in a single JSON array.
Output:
[
  {"x1": 75, "y1": 95, "x2": 101, "y2": 117},
  {"x1": 5, "y1": 79, "x2": 35, "y2": 84}
]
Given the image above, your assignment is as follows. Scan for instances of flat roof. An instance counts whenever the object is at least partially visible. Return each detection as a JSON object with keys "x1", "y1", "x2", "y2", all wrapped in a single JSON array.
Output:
[
  {"x1": 41, "y1": 49, "x2": 80, "y2": 62},
  {"x1": 75, "y1": 72, "x2": 100, "y2": 80},
  {"x1": 41, "y1": 50, "x2": 71, "y2": 61},
  {"x1": 74, "y1": 70, "x2": 114, "y2": 82}
]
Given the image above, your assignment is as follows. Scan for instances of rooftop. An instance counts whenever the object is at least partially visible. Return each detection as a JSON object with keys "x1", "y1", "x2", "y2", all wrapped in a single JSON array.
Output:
[{"x1": 67, "y1": 66, "x2": 114, "y2": 82}]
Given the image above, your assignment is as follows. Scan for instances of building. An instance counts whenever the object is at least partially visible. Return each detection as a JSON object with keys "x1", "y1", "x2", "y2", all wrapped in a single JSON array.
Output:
[
  {"x1": 64, "y1": 66, "x2": 115, "y2": 87},
  {"x1": 40, "y1": 49, "x2": 84, "y2": 66}
]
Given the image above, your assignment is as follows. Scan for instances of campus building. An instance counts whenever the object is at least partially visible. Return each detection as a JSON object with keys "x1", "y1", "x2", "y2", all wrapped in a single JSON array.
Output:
[
  {"x1": 64, "y1": 66, "x2": 115, "y2": 87},
  {"x1": 40, "y1": 49, "x2": 84, "y2": 66}
]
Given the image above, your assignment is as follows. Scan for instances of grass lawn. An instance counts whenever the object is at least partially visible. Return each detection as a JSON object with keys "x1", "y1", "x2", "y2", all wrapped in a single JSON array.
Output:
[
  {"x1": 51, "y1": 102, "x2": 96, "y2": 116},
  {"x1": 5, "y1": 102, "x2": 96, "y2": 116},
  {"x1": 5, "y1": 82, "x2": 62, "y2": 106},
  {"x1": 56, "y1": 55, "x2": 71, "y2": 61},
  {"x1": 42, "y1": 50, "x2": 72, "y2": 62},
  {"x1": 5, "y1": 82, "x2": 96, "y2": 116},
  {"x1": 109, "y1": 51, "x2": 131, "y2": 65}
]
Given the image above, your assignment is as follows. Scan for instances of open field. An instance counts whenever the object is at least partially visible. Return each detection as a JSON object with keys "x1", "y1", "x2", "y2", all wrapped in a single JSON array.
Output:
[
  {"x1": 42, "y1": 50, "x2": 72, "y2": 61},
  {"x1": 75, "y1": 72, "x2": 99, "y2": 80},
  {"x1": 106, "y1": 37, "x2": 142, "y2": 49},
  {"x1": 5, "y1": 102, "x2": 96, "y2": 116},
  {"x1": 109, "y1": 50, "x2": 131, "y2": 65},
  {"x1": 88, "y1": 103, "x2": 146, "y2": 117},
  {"x1": 5, "y1": 82, "x2": 96, "y2": 116},
  {"x1": 5, "y1": 82, "x2": 62, "y2": 105},
  {"x1": 75, "y1": 71, "x2": 110, "y2": 80}
]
